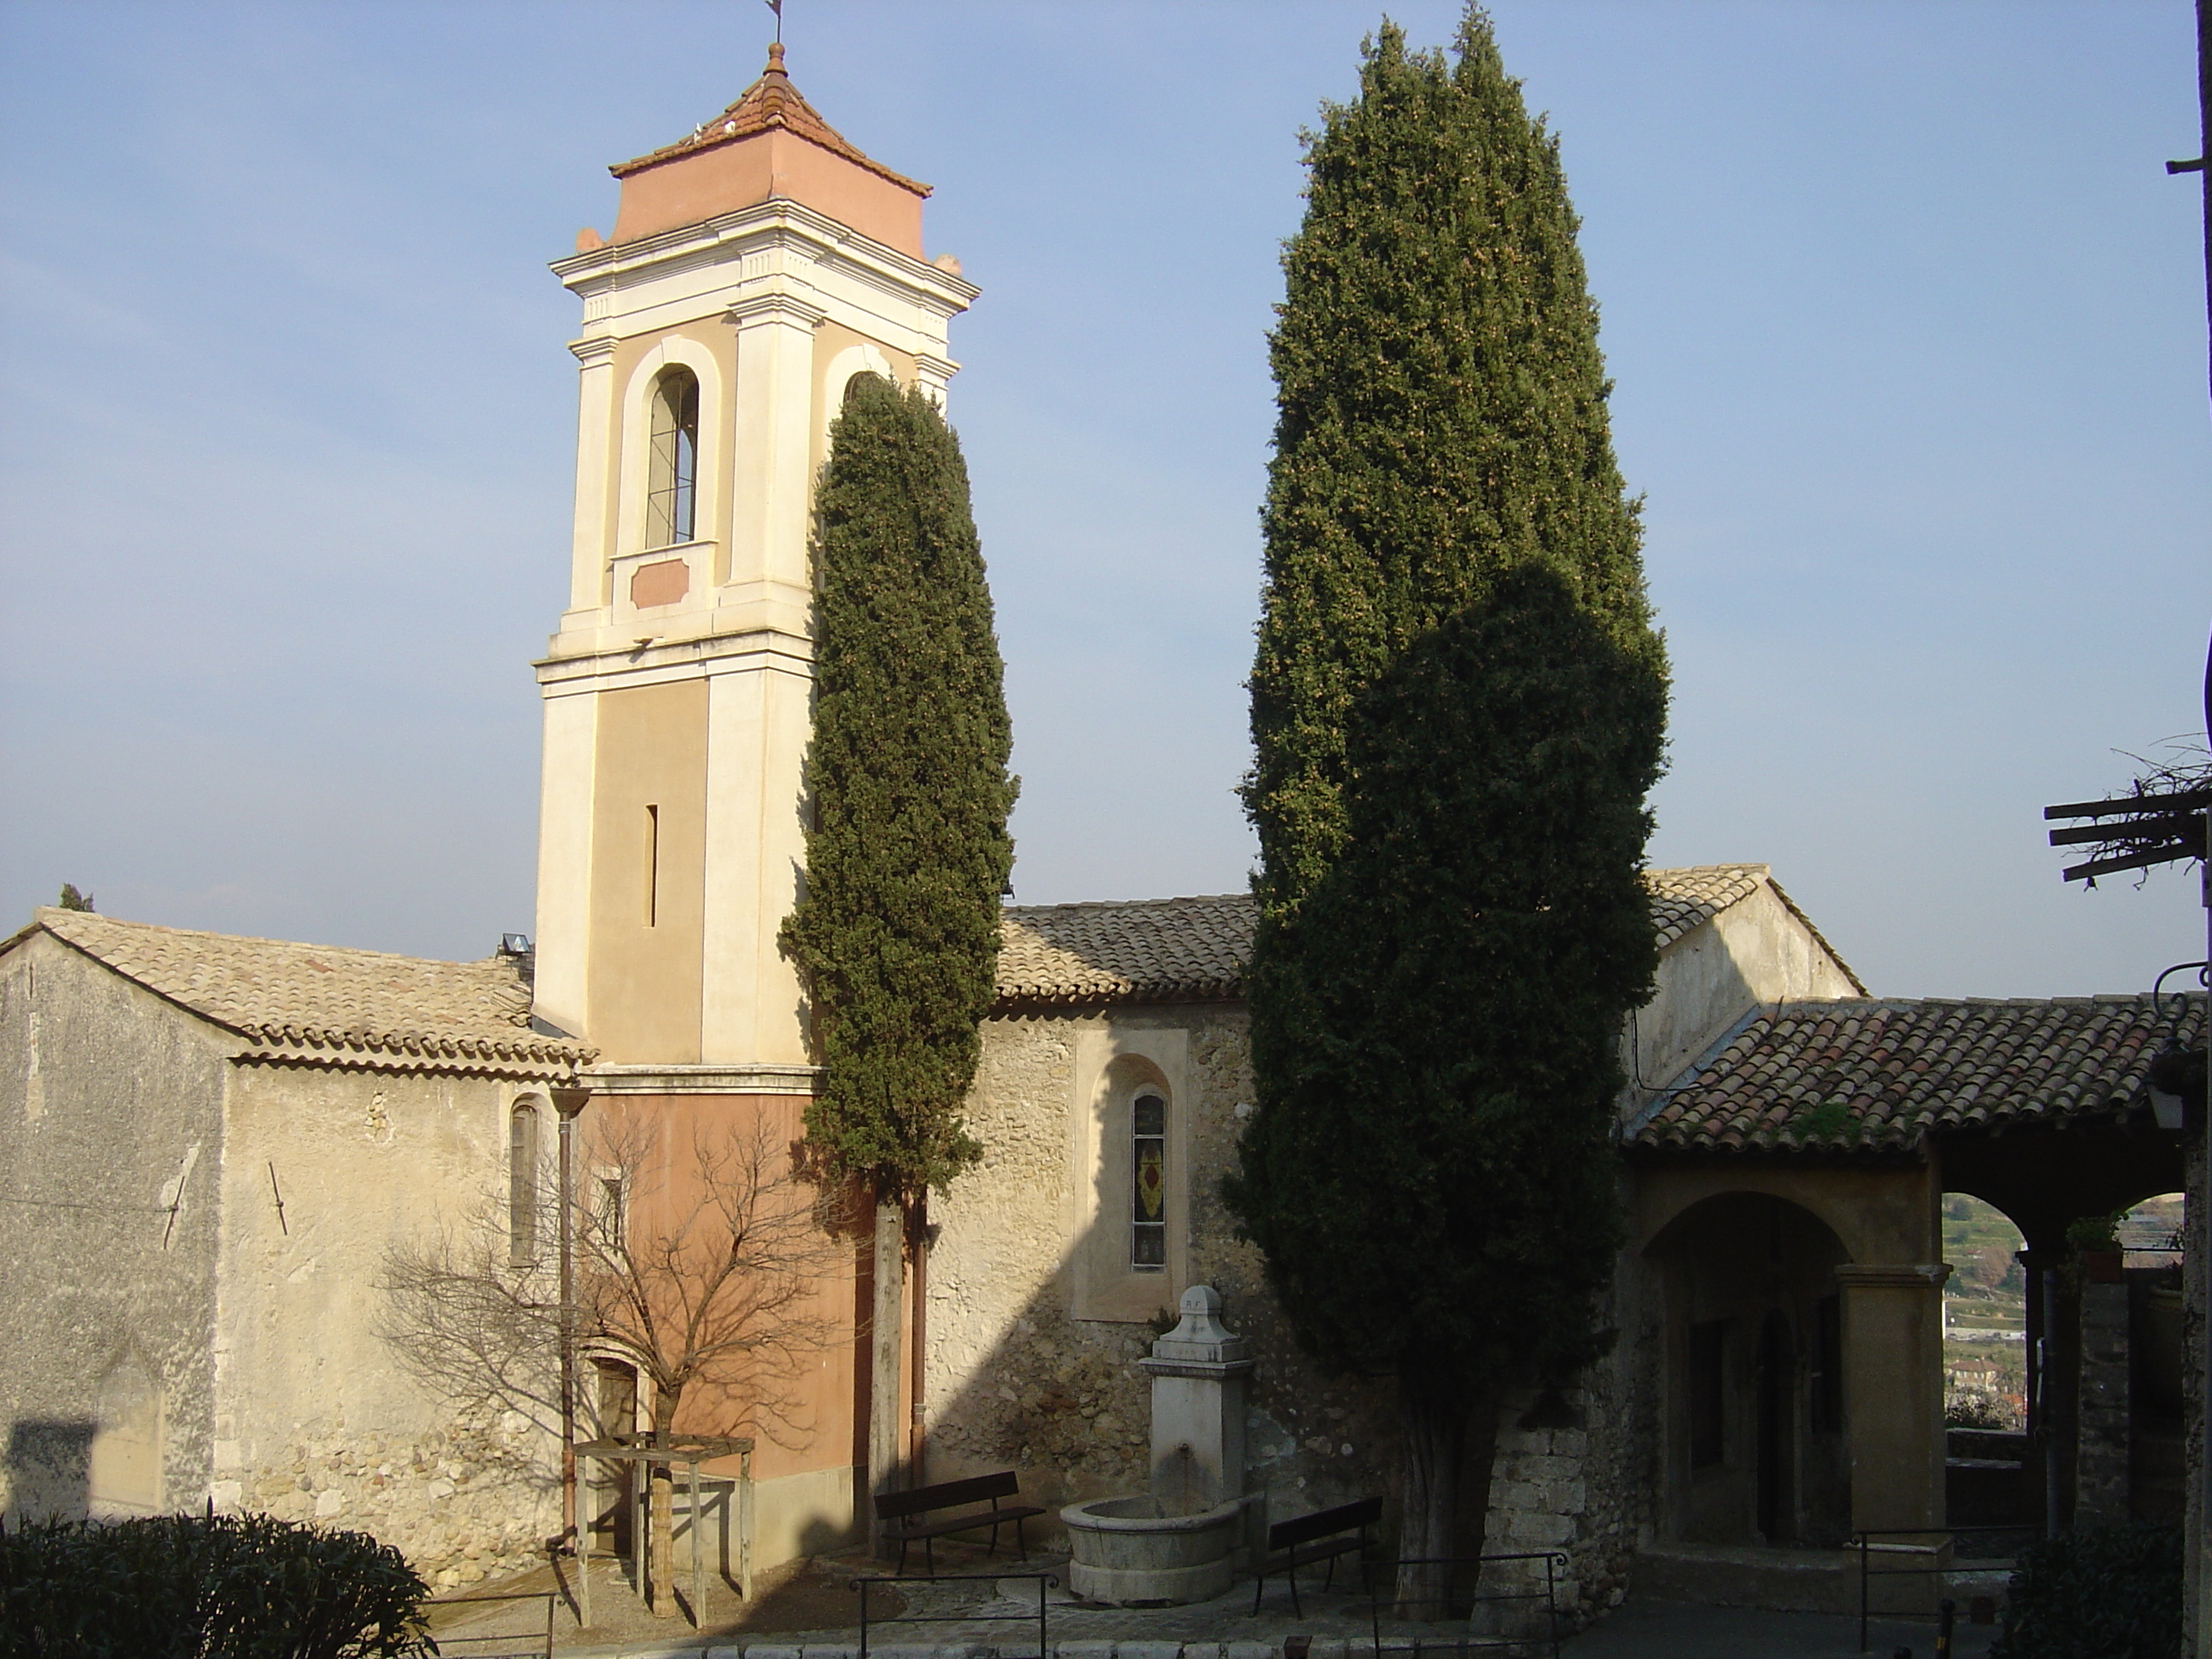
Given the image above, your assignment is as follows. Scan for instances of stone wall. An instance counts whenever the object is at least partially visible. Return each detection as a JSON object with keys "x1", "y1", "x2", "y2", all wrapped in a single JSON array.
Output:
[
  {"x1": 230, "y1": 1412, "x2": 551, "y2": 1591},
  {"x1": 2075, "y1": 1278, "x2": 2131, "y2": 1527},
  {"x1": 0, "y1": 926, "x2": 562, "y2": 1583},
  {"x1": 214, "y1": 1055, "x2": 563, "y2": 1583},
  {"x1": 925, "y1": 999, "x2": 1650, "y2": 1627},
  {"x1": 0, "y1": 934, "x2": 228, "y2": 1523}
]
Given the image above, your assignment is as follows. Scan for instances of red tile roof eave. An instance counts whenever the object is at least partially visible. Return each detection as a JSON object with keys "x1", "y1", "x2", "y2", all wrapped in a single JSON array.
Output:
[{"x1": 991, "y1": 982, "x2": 1247, "y2": 1016}]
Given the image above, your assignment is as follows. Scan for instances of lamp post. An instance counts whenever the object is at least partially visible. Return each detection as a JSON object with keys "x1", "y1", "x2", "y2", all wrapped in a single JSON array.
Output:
[{"x1": 551, "y1": 1082, "x2": 591, "y2": 1621}]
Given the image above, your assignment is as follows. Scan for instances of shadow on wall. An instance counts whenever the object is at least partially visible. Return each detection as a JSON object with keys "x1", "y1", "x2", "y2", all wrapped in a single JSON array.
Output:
[
  {"x1": 920, "y1": 1014, "x2": 1414, "y2": 1557},
  {"x1": 5, "y1": 1419, "x2": 95, "y2": 1522}
]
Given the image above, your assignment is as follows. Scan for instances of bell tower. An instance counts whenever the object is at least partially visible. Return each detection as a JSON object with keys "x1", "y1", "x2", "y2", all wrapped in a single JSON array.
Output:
[{"x1": 532, "y1": 47, "x2": 977, "y2": 1075}]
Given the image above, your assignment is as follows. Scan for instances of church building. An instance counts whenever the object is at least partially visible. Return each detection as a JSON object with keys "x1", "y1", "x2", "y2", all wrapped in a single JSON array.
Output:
[{"x1": 2, "y1": 42, "x2": 2199, "y2": 1625}]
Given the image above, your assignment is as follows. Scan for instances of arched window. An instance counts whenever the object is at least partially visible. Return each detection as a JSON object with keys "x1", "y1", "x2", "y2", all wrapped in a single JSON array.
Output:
[
  {"x1": 509, "y1": 1103, "x2": 540, "y2": 1266},
  {"x1": 644, "y1": 368, "x2": 699, "y2": 548},
  {"x1": 1132, "y1": 1091, "x2": 1166, "y2": 1270}
]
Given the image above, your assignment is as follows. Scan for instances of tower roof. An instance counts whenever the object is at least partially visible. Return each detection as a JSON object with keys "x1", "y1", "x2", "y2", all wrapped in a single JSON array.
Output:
[{"x1": 610, "y1": 44, "x2": 928, "y2": 199}]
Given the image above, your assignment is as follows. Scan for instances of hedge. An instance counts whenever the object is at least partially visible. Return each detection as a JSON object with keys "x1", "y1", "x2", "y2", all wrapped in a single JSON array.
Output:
[
  {"x1": 1993, "y1": 1522, "x2": 2182, "y2": 1659},
  {"x1": 0, "y1": 1511, "x2": 432, "y2": 1658}
]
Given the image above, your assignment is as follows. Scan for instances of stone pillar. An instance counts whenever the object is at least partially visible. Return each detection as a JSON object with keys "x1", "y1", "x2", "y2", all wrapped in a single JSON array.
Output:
[
  {"x1": 1137, "y1": 1285, "x2": 1250, "y2": 1515},
  {"x1": 2019, "y1": 1248, "x2": 2061, "y2": 1534},
  {"x1": 1836, "y1": 1263, "x2": 1951, "y2": 1534},
  {"x1": 2076, "y1": 1274, "x2": 2133, "y2": 1526}
]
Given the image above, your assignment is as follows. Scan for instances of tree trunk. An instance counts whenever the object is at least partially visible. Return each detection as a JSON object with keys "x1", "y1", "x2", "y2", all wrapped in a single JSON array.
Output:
[
  {"x1": 648, "y1": 1391, "x2": 680, "y2": 1616},
  {"x1": 1395, "y1": 1370, "x2": 1467, "y2": 1620},
  {"x1": 869, "y1": 1197, "x2": 906, "y2": 1559}
]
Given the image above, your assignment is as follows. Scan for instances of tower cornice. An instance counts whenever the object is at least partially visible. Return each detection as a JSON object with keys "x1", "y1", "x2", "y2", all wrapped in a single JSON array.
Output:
[
  {"x1": 550, "y1": 196, "x2": 978, "y2": 316},
  {"x1": 533, "y1": 624, "x2": 814, "y2": 691}
]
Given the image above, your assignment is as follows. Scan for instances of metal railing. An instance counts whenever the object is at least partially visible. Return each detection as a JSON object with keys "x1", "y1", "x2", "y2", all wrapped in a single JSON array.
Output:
[
  {"x1": 425, "y1": 1587, "x2": 556, "y2": 1659},
  {"x1": 1854, "y1": 1524, "x2": 2034, "y2": 1651},
  {"x1": 1346, "y1": 1551, "x2": 1569, "y2": 1659},
  {"x1": 852, "y1": 1569, "x2": 1057, "y2": 1659}
]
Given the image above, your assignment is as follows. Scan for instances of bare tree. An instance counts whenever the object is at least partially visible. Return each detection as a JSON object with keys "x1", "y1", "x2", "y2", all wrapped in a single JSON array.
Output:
[
  {"x1": 577, "y1": 1112, "x2": 847, "y2": 1610},
  {"x1": 381, "y1": 1111, "x2": 847, "y2": 1615}
]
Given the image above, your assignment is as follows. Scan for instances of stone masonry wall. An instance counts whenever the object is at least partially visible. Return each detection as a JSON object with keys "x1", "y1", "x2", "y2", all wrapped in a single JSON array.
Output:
[
  {"x1": 2075, "y1": 1278, "x2": 2131, "y2": 1528},
  {"x1": 925, "y1": 999, "x2": 1648, "y2": 1627},
  {"x1": 234, "y1": 1412, "x2": 554, "y2": 1592},
  {"x1": 216, "y1": 1057, "x2": 563, "y2": 1586}
]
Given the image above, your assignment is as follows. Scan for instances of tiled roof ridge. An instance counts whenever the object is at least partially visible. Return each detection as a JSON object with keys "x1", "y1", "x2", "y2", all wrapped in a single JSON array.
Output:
[
  {"x1": 609, "y1": 44, "x2": 929, "y2": 198},
  {"x1": 1004, "y1": 892, "x2": 1247, "y2": 917},
  {"x1": 1757, "y1": 992, "x2": 2197, "y2": 1010},
  {"x1": 993, "y1": 867, "x2": 1784, "y2": 1007},
  {"x1": 32, "y1": 905, "x2": 506, "y2": 974},
  {"x1": 22, "y1": 907, "x2": 591, "y2": 1076}
]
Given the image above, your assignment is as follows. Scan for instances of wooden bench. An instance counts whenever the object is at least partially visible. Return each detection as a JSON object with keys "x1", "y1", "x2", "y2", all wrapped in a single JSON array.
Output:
[
  {"x1": 874, "y1": 1471, "x2": 1047, "y2": 1575},
  {"x1": 1250, "y1": 1496, "x2": 1383, "y2": 1615}
]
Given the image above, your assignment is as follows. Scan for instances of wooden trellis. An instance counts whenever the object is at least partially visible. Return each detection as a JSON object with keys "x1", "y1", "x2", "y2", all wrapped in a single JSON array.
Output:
[{"x1": 570, "y1": 1432, "x2": 754, "y2": 1629}]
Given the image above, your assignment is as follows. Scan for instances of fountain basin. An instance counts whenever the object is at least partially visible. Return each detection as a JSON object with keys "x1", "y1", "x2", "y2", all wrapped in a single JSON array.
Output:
[{"x1": 1059, "y1": 1494, "x2": 1244, "y2": 1606}]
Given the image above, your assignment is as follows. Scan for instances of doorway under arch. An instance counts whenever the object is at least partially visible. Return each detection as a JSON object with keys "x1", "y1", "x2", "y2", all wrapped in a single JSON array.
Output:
[{"x1": 1645, "y1": 1190, "x2": 1850, "y2": 1547}]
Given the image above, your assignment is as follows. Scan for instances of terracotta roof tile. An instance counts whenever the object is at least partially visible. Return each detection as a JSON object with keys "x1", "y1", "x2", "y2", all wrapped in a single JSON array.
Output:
[
  {"x1": 610, "y1": 44, "x2": 928, "y2": 198},
  {"x1": 997, "y1": 894, "x2": 1252, "y2": 1005},
  {"x1": 1632, "y1": 994, "x2": 2206, "y2": 1156},
  {"x1": 26, "y1": 909, "x2": 591, "y2": 1077},
  {"x1": 994, "y1": 865, "x2": 1785, "y2": 1008}
]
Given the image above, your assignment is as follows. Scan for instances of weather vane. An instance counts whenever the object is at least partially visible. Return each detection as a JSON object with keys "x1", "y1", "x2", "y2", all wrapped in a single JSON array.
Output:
[{"x1": 765, "y1": 0, "x2": 783, "y2": 48}]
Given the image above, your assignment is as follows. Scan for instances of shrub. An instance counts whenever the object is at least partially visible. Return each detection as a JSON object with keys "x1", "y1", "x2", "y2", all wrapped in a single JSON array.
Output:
[
  {"x1": 1946, "y1": 1387, "x2": 2022, "y2": 1431},
  {"x1": 1993, "y1": 1523, "x2": 2182, "y2": 1659},
  {"x1": 0, "y1": 1511, "x2": 432, "y2": 1658}
]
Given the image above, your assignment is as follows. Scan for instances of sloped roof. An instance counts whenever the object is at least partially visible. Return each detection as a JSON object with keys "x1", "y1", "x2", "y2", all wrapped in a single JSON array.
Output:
[
  {"x1": 993, "y1": 864, "x2": 1808, "y2": 1008},
  {"x1": 17, "y1": 908, "x2": 591, "y2": 1078},
  {"x1": 998, "y1": 894, "x2": 1253, "y2": 1005},
  {"x1": 1632, "y1": 993, "x2": 2206, "y2": 1157},
  {"x1": 610, "y1": 44, "x2": 928, "y2": 197}
]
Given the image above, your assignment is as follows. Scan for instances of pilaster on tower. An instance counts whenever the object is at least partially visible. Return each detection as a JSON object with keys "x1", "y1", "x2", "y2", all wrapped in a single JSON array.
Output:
[{"x1": 530, "y1": 47, "x2": 977, "y2": 1075}]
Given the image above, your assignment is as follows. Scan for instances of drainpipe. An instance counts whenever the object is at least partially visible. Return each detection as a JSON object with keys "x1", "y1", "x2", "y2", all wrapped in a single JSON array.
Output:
[{"x1": 552, "y1": 1084, "x2": 592, "y2": 1580}]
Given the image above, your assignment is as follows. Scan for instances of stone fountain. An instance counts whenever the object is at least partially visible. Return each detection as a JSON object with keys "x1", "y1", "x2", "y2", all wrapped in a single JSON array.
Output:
[{"x1": 1059, "y1": 1285, "x2": 1253, "y2": 1606}]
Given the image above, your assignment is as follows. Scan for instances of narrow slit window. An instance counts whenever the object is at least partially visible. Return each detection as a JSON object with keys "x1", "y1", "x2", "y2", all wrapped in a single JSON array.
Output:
[
  {"x1": 508, "y1": 1103, "x2": 540, "y2": 1266},
  {"x1": 643, "y1": 804, "x2": 660, "y2": 927},
  {"x1": 644, "y1": 369, "x2": 699, "y2": 549},
  {"x1": 597, "y1": 1174, "x2": 627, "y2": 1254},
  {"x1": 1132, "y1": 1092, "x2": 1166, "y2": 1270}
]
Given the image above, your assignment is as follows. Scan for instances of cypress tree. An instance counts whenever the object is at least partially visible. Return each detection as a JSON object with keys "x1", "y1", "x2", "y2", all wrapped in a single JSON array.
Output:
[
  {"x1": 779, "y1": 373, "x2": 1016, "y2": 1512},
  {"x1": 1224, "y1": 8, "x2": 1668, "y2": 1604}
]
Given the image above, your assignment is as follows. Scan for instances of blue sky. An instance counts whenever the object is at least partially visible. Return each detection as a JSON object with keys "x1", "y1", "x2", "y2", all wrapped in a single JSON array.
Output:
[{"x1": 1, "y1": 1, "x2": 2206, "y2": 997}]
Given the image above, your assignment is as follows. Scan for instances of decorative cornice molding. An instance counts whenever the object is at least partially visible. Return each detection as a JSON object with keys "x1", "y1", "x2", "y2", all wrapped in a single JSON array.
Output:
[
  {"x1": 581, "y1": 1062, "x2": 823, "y2": 1097},
  {"x1": 568, "y1": 334, "x2": 619, "y2": 365},
  {"x1": 551, "y1": 196, "x2": 976, "y2": 311},
  {"x1": 534, "y1": 626, "x2": 814, "y2": 692},
  {"x1": 1136, "y1": 1357, "x2": 1254, "y2": 1382},
  {"x1": 725, "y1": 290, "x2": 828, "y2": 329}
]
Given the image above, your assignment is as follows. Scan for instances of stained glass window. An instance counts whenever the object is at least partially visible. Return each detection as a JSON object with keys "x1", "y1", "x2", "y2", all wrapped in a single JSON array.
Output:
[{"x1": 1132, "y1": 1093, "x2": 1166, "y2": 1270}]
